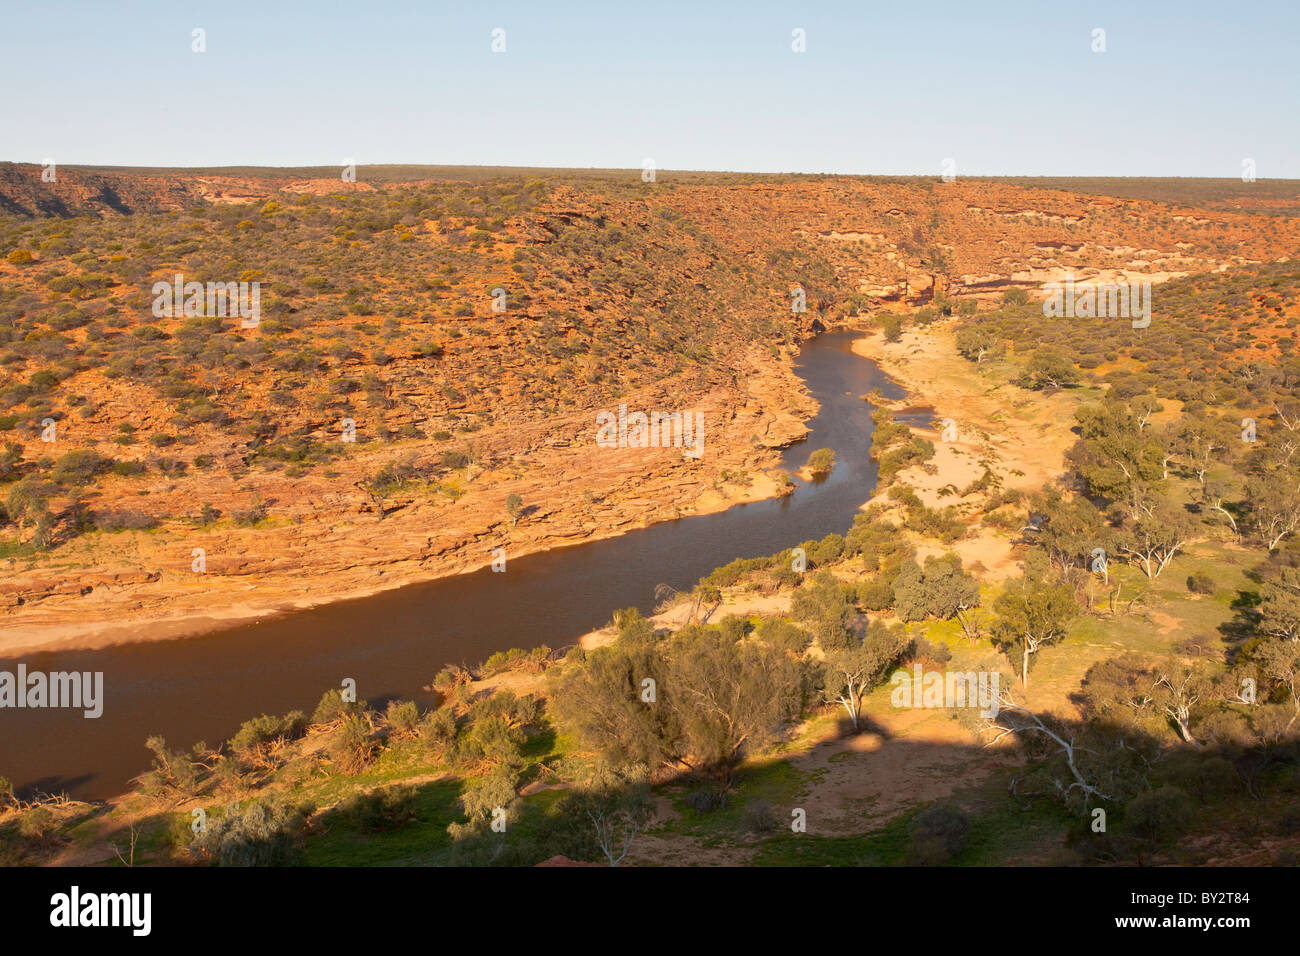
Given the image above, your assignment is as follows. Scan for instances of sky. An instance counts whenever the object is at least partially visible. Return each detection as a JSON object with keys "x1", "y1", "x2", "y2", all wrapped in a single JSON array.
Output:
[{"x1": 2, "y1": 0, "x2": 1297, "y2": 176}]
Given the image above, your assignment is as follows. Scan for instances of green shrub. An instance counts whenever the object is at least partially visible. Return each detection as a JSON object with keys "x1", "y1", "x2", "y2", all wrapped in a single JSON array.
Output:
[
  {"x1": 338, "y1": 785, "x2": 418, "y2": 832},
  {"x1": 385, "y1": 700, "x2": 420, "y2": 735},
  {"x1": 50, "y1": 449, "x2": 112, "y2": 485},
  {"x1": 311, "y1": 687, "x2": 367, "y2": 725},
  {"x1": 1125, "y1": 786, "x2": 1194, "y2": 844},
  {"x1": 228, "y1": 711, "x2": 306, "y2": 754},
  {"x1": 906, "y1": 804, "x2": 971, "y2": 865},
  {"x1": 807, "y1": 448, "x2": 835, "y2": 475},
  {"x1": 192, "y1": 800, "x2": 308, "y2": 866}
]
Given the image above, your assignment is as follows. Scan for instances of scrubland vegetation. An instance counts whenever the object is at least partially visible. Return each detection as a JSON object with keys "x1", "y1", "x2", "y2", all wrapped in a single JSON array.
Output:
[
  {"x1": 3, "y1": 172, "x2": 1299, "y2": 867},
  {"x1": 0, "y1": 176, "x2": 823, "y2": 559}
]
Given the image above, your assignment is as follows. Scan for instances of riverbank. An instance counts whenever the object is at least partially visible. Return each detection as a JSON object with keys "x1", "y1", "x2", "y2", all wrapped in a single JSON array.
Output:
[
  {"x1": 0, "y1": 344, "x2": 818, "y2": 658},
  {"x1": 850, "y1": 322, "x2": 1078, "y2": 582},
  {"x1": 2, "y1": 321, "x2": 1079, "y2": 658},
  {"x1": 571, "y1": 320, "x2": 1080, "y2": 649},
  {"x1": 0, "y1": 329, "x2": 895, "y2": 801}
]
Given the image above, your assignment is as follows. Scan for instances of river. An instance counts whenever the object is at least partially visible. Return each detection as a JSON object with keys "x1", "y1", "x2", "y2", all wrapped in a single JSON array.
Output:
[{"x1": 1, "y1": 329, "x2": 909, "y2": 799}]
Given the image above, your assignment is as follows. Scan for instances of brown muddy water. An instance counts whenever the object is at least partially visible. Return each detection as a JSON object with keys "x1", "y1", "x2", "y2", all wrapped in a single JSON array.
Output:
[{"x1": 1, "y1": 330, "x2": 916, "y2": 799}]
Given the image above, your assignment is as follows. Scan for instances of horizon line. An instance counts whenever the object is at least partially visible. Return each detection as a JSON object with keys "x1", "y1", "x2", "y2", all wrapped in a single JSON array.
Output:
[{"x1": 2, "y1": 161, "x2": 1297, "y2": 183}]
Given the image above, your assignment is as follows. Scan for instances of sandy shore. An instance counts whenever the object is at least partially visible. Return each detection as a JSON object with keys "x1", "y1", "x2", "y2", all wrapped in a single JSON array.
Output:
[
  {"x1": 0, "y1": 471, "x2": 793, "y2": 657},
  {"x1": 569, "y1": 322, "x2": 1079, "y2": 648},
  {"x1": 851, "y1": 325, "x2": 1077, "y2": 580}
]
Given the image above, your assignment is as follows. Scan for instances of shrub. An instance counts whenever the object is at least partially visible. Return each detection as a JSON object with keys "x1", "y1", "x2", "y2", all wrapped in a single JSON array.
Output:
[
  {"x1": 232, "y1": 498, "x2": 268, "y2": 526},
  {"x1": 137, "y1": 736, "x2": 202, "y2": 800},
  {"x1": 684, "y1": 790, "x2": 725, "y2": 815},
  {"x1": 807, "y1": 448, "x2": 835, "y2": 475},
  {"x1": 910, "y1": 636, "x2": 952, "y2": 668},
  {"x1": 741, "y1": 799, "x2": 777, "y2": 834},
  {"x1": 1125, "y1": 786, "x2": 1194, "y2": 844},
  {"x1": 16, "y1": 806, "x2": 61, "y2": 849},
  {"x1": 856, "y1": 576, "x2": 896, "y2": 611},
  {"x1": 418, "y1": 707, "x2": 459, "y2": 759},
  {"x1": 482, "y1": 646, "x2": 550, "y2": 674},
  {"x1": 228, "y1": 711, "x2": 306, "y2": 754},
  {"x1": 906, "y1": 804, "x2": 971, "y2": 865},
  {"x1": 806, "y1": 532, "x2": 844, "y2": 566},
  {"x1": 1187, "y1": 571, "x2": 1216, "y2": 595},
  {"x1": 191, "y1": 800, "x2": 307, "y2": 866},
  {"x1": 50, "y1": 449, "x2": 112, "y2": 485},
  {"x1": 311, "y1": 687, "x2": 366, "y2": 725},
  {"x1": 338, "y1": 785, "x2": 418, "y2": 832},
  {"x1": 329, "y1": 714, "x2": 375, "y2": 774},
  {"x1": 385, "y1": 699, "x2": 420, "y2": 735},
  {"x1": 756, "y1": 617, "x2": 810, "y2": 654}
]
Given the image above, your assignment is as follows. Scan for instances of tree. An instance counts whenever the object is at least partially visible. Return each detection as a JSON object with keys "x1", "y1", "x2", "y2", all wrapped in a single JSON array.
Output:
[
  {"x1": 136, "y1": 736, "x2": 203, "y2": 802},
  {"x1": 571, "y1": 765, "x2": 655, "y2": 866},
  {"x1": 1128, "y1": 394, "x2": 1162, "y2": 432},
  {"x1": 0, "y1": 442, "x2": 21, "y2": 483},
  {"x1": 357, "y1": 470, "x2": 397, "y2": 520},
  {"x1": 983, "y1": 693, "x2": 1114, "y2": 809},
  {"x1": 1151, "y1": 659, "x2": 1214, "y2": 747},
  {"x1": 807, "y1": 448, "x2": 835, "y2": 475},
  {"x1": 456, "y1": 440, "x2": 474, "y2": 480},
  {"x1": 1113, "y1": 499, "x2": 1196, "y2": 580},
  {"x1": 505, "y1": 493, "x2": 523, "y2": 527},
  {"x1": 1272, "y1": 400, "x2": 1300, "y2": 463},
  {"x1": 890, "y1": 559, "x2": 927, "y2": 622},
  {"x1": 1172, "y1": 414, "x2": 1234, "y2": 488},
  {"x1": 1200, "y1": 479, "x2": 1241, "y2": 536},
  {"x1": 1021, "y1": 347, "x2": 1080, "y2": 390},
  {"x1": 653, "y1": 581, "x2": 720, "y2": 627},
  {"x1": 1252, "y1": 636, "x2": 1300, "y2": 731},
  {"x1": 457, "y1": 765, "x2": 519, "y2": 824},
  {"x1": 791, "y1": 570, "x2": 855, "y2": 649},
  {"x1": 5, "y1": 477, "x2": 54, "y2": 540},
  {"x1": 1244, "y1": 465, "x2": 1300, "y2": 551},
  {"x1": 1030, "y1": 487, "x2": 1105, "y2": 572},
  {"x1": 553, "y1": 624, "x2": 801, "y2": 790},
  {"x1": 1076, "y1": 654, "x2": 1159, "y2": 731},
  {"x1": 549, "y1": 644, "x2": 680, "y2": 771},
  {"x1": 821, "y1": 621, "x2": 906, "y2": 729},
  {"x1": 992, "y1": 575, "x2": 1078, "y2": 687},
  {"x1": 661, "y1": 628, "x2": 802, "y2": 788},
  {"x1": 1067, "y1": 402, "x2": 1166, "y2": 502},
  {"x1": 892, "y1": 554, "x2": 979, "y2": 622},
  {"x1": 1258, "y1": 567, "x2": 1300, "y2": 642},
  {"x1": 955, "y1": 327, "x2": 1002, "y2": 364}
]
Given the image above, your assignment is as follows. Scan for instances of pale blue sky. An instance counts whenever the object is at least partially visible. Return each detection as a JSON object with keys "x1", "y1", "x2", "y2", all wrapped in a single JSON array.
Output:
[{"x1": 2, "y1": 0, "x2": 1296, "y2": 176}]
